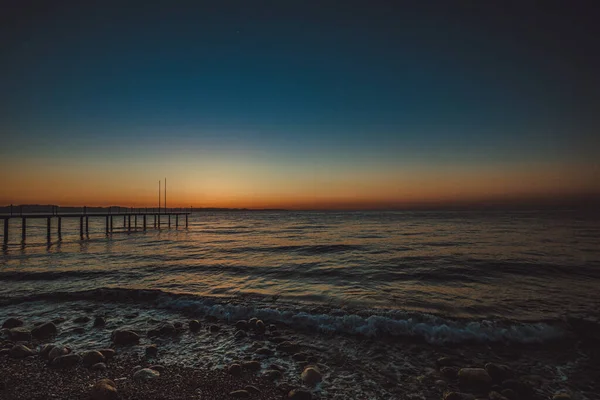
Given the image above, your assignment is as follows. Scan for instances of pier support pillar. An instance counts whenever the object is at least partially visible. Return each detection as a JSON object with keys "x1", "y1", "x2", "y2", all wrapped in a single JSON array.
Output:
[
  {"x1": 154, "y1": 215, "x2": 156, "y2": 228},
  {"x1": 158, "y1": 215, "x2": 161, "y2": 229},
  {"x1": 135, "y1": 215, "x2": 137, "y2": 230},
  {"x1": 128, "y1": 215, "x2": 131, "y2": 231},
  {"x1": 85, "y1": 217, "x2": 89, "y2": 235},
  {"x1": 22, "y1": 218, "x2": 26, "y2": 242},
  {"x1": 47, "y1": 217, "x2": 51, "y2": 243},
  {"x1": 79, "y1": 217, "x2": 84, "y2": 239},
  {"x1": 123, "y1": 215, "x2": 126, "y2": 229},
  {"x1": 176, "y1": 215, "x2": 179, "y2": 229},
  {"x1": 105, "y1": 216, "x2": 109, "y2": 235},
  {"x1": 186, "y1": 214, "x2": 188, "y2": 228},
  {"x1": 110, "y1": 216, "x2": 113, "y2": 232},
  {"x1": 3, "y1": 219, "x2": 8, "y2": 244},
  {"x1": 168, "y1": 215, "x2": 171, "y2": 228},
  {"x1": 58, "y1": 217, "x2": 62, "y2": 238},
  {"x1": 143, "y1": 215, "x2": 147, "y2": 231}
]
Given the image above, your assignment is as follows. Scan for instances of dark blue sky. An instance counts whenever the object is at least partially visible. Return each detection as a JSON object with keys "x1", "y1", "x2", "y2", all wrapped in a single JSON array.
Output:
[{"x1": 1, "y1": 1, "x2": 598, "y2": 207}]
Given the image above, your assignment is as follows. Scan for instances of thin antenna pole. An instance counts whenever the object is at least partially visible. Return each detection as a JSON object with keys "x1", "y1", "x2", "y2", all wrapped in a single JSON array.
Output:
[
  {"x1": 159, "y1": 180, "x2": 161, "y2": 213},
  {"x1": 164, "y1": 178, "x2": 167, "y2": 212}
]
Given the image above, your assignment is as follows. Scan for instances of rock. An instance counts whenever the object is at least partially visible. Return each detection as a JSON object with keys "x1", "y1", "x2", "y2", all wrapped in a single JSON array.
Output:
[
  {"x1": 441, "y1": 366, "x2": 459, "y2": 379},
  {"x1": 149, "y1": 322, "x2": 176, "y2": 337},
  {"x1": 133, "y1": 368, "x2": 160, "y2": 381},
  {"x1": 269, "y1": 324, "x2": 277, "y2": 332},
  {"x1": 73, "y1": 316, "x2": 90, "y2": 323},
  {"x1": 292, "y1": 352, "x2": 307, "y2": 361},
  {"x1": 91, "y1": 379, "x2": 118, "y2": 400},
  {"x1": 93, "y1": 316, "x2": 106, "y2": 327},
  {"x1": 458, "y1": 368, "x2": 492, "y2": 392},
  {"x1": 277, "y1": 341, "x2": 300, "y2": 354},
  {"x1": 288, "y1": 389, "x2": 312, "y2": 400},
  {"x1": 205, "y1": 315, "x2": 218, "y2": 323},
  {"x1": 8, "y1": 327, "x2": 31, "y2": 342},
  {"x1": 263, "y1": 369, "x2": 283, "y2": 380},
  {"x1": 9, "y1": 344, "x2": 35, "y2": 358},
  {"x1": 301, "y1": 367, "x2": 322, "y2": 386},
  {"x1": 98, "y1": 348, "x2": 116, "y2": 360},
  {"x1": 489, "y1": 391, "x2": 509, "y2": 400},
  {"x1": 31, "y1": 322, "x2": 57, "y2": 339},
  {"x1": 149, "y1": 365, "x2": 165, "y2": 373},
  {"x1": 437, "y1": 356, "x2": 461, "y2": 368},
  {"x1": 173, "y1": 321, "x2": 183, "y2": 329},
  {"x1": 2, "y1": 318, "x2": 23, "y2": 329},
  {"x1": 248, "y1": 317, "x2": 258, "y2": 329},
  {"x1": 553, "y1": 393, "x2": 571, "y2": 400},
  {"x1": 48, "y1": 346, "x2": 70, "y2": 361},
  {"x1": 269, "y1": 363, "x2": 285, "y2": 372},
  {"x1": 502, "y1": 379, "x2": 534, "y2": 399},
  {"x1": 444, "y1": 392, "x2": 475, "y2": 400},
  {"x1": 0, "y1": 349, "x2": 9, "y2": 356},
  {"x1": 145, "y1": 344, "x2": 158, "y2": 357},
  {"x1": 244, "y1": 385, "x2": 261, "y2": 395},
  {"x1": 40, "y1": 344, "x2": 55, "y2": 360},
  {"x1": 255, "y1": 320, "x2": 266, "y2": 333},
  {"x1": 501, "y1": 389, "x2": 517, "y2": 400},
  {"x1": 83, "y1": 350, "x2": 106, "y2": 367},
  {"x1": 230, "y1": 390, "x2": 250, "y2": 398},
  {"x1": 111, "y1": 330, "x2": 139, "y2": 345},
  {"x1": 92, "y1": 362, "x2": 107, "y2": 371},
  {"x1": 228, "y1": 363, "x2": 243, "y2": 376},
  {"x1": 189, "y1": 320, "x2": 201, "y2": 332},
  {"x1": 234, "y1": 330, "x2": 247, "y2": 339},
  {"x1": 255, "y1": 347, "x2": 273, "y2": 356},
  {"x1": 52, "y1": 353, "x2": 81, "y2": 368},
  {"x1": 435, "y1": 380, "x2": 448, "y2": 390},
  {"x1": 235, "y1": 320, "x2": 248, "y2": 331},
  {"x1": 209, "y1": 325, "x2": 221, "y2": 333},
  {"x1": 242, "y1": 361, "x2": 261, "y2": 371},
  {"x1": 52, "y1": 317, "x2": 66, "y2": 325},
  {"x1": 485, "y1": 363, "x2": 513, "y2": 383}
]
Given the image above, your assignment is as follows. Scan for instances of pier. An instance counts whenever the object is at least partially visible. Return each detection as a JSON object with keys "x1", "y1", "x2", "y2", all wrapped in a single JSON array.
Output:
[{"x1": 0, "y1": 206, "x2": 192, "y2": 244}]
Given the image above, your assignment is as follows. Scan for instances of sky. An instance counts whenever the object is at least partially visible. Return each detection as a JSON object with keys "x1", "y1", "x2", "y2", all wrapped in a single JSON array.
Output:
[{"x1": 1, "y1": 1, "x2": 599, "y2": 209}]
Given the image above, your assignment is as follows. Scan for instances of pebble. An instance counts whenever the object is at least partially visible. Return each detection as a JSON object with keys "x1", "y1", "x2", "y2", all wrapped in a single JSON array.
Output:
[
  {"x1": 92, "y1": 362, "x2": 108, "y2": 371},
  {"x1": 83, "y1": 350, "x2": 106, "y2": 367},
  {"x1": 48, "y1": 346, "x2": 70, "y2": 361},
  {"x1": 255, "y1": 320, "x2": 266, "y2": 333},
  {"x1": 189, "y1": 320, "x2": 201, "y2": 332},
  {"x1": 52, "y1": 353, "x2": 81, "y2": 368},
  {"x1": 111, "y1": 330, "x2": 140, "y2": 345},
  {"x1": 229, "y1": 390, "x2": 250, "y2": 398},
  {"x1": 40, "y1": 344, "x2": 55, "y2": 360},
  {"x1": 242, "y1": 360, "x2": 261, "y2": 371},
  {"x1": 74, "y1": 316, "x2": 90, "y2": 323},
  {"x1": 148, "y1": 365, "x2": 166, "y2": 373},
  {"x1": 133, "y1": 368, "x2": 160, "y2": 381},
  {"x1": 9, "y1": 344, "x2": 35, "y2": 358},
  {"x1": 2, "y1": 317, "x2": 23, "y2": 329},
  {"x1": 91, "y1": 379, "x2": 118, "y2": 400},
  {"x1": 93, "y1": 316, "x2": 106, "y2": 327},
  {"x1": 263, "y1": 369, "x2": 283, "y2": 380},
  {"x1": 485, "y1": 363, "x2": 514, "y2": 383},
  {"x1": 228, "y1": 363, "x2": 243, "y2": 376},
  {"x1": 277, "y1": 341, "x2": 300, "y2": 354},
  {"x1": 301, "y1": 366, "x2": 322, "y2": 386},
  {"x1": 444, "y1": 392, "x2": 475, "y2": 400},
  {"x1": 458, "y1": 368, "x2": 492, "y2": 392},
  {"x1": 145, "y1": 344, "x2": 158, "y2": 357},
  {"x1": 288, "y1": 388, "x2": 313, "y2": 400},
  {"x1": 248, "y1": 318, "x2": 258, "y2": 329},
  {"x1": 98, "y1": 348, "x2": 116, "y2": 360},
  {"x1": 8, "y1": 327, "x2": 32, "y2": 342}
]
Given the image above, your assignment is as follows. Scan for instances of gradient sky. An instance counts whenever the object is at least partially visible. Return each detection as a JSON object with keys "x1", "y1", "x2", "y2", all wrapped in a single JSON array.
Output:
[{"x1": 1, "y1": 1, "x2": 599, "y2": 209}]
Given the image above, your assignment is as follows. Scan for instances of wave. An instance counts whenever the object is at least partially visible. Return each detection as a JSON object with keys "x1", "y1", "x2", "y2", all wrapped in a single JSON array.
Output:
[
  {"x1": 221, "y1": 244, "x2": 365, "y2": 255},
  {"x1": 0, "y1": 287, "x2": 572, "y2": 345}
]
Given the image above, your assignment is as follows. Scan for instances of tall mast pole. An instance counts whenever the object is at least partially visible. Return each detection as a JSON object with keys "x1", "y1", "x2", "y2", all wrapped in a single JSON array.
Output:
[
  {"x1": 159, "y1": 180, "x2": 161, "y2": 213},
  {"x1": 164, "y1": 178, "x2": 167, "y2": 212}
]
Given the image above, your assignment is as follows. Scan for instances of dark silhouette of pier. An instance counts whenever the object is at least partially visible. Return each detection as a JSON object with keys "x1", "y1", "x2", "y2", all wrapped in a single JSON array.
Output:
[{"x1": 0, "y1": 205, "x2": 192, "y2": 244}]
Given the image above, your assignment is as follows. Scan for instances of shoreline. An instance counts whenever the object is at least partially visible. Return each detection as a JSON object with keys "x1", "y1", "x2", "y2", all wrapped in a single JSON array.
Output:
[{"x1": 1, "y1": 297, "x2": 598, "y2": 399}]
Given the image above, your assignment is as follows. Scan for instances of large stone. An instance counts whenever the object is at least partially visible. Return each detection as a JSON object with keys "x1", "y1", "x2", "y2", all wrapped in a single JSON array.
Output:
[
  {"x1": 111, "y1": 330, "x2": 139, "y2": 345},
  {"x1": 255, "y1": 320, "x2": 266, "y2": 333},
  {"x1": 48, "y1": 346, "x2": 70, "y2": 361},
  {"x1": 31, "y1": 322, "x2": 57, "y2": 339},
  {"x1": 263, "y1": 369, "x2": 283, "y2": 380},
  {"x1": 292, "y1": 352, "x2": 308, "y2": 361},
  {"x1": 301, "y1": 367, "x2": 322, "y2": 386},
  {"x1": 2, "y1": 318, "x2": 23, "y2": 329},
  {"x1": 235, "y1": 320, "x2": 248, "y2": 331},
  {"x1": 92, "y1": 362, "x2": 107, "y2": 371},
  {"x1": 52, "y1": 353, "x2": 81, "y2": 368},
  {"x1": 40, "y1": 344, "x2": 56, "y2": 360},
  {"x1": 91, "y1": 379, "x2": 118, "y2": 400},
  {"x1": 230, "y1": 390, "x2": 250, "y2": 398},
  {"x1": 189, "y1": 320, "x2": 201, "y2": 332},
  {"x1": 242, "y1": 360, "x2": 261, "y2": 371},
  {"x1": 502, "y1": 379, "x2": 534, "y2": 399},
  {"x1": 485, "y1": 363, "x2": 514, "y2": 383},
  {"x1": 437, "y1": 356, "x2": 461, "y2": 368},
  {"x1": 93, "y1": 316, "x2": 106, "y2": 327},
  {"x1": 444, "y1": 392, "x2": 475, "y2": 400},
  {"x1": 458, "y1": 368, "x2": 492, "y2": 392},
  {"x1": 248, "y1": 317, "x2": 258, "y2": 329},
  {"x1": 145, "y1": 344, "x2": 158, "y2": 357},
  {"x1": 441, "y1": 366, "x2": 459, "y2": 379},
  {"x1": 277, "y1": 341, "x2": 300, "y2": 354},
  {"x1": 98, "y1": 348, "x2": 116, "y2": 360},
  {"x1": 228, "y1": 363, "x2": 243, "y2": 376},
  {"x1": 9, "y1": 344, "x2": 35, "y2": 358},
  {"x1": 209, "y1": 325, "x2": 220, "y2": 333},
  {"x1": 83, "y1": 350, "x2": 106, "y2": 367},
  {"x1": 288, "y1": 389, "x2": 312, "y2": 400},
  {"x1": 8, "y1": 327, "x2": 31, "y2": 342},
  {"x1": 133, "y1": 368, "x2": 160, "y2": 381},
  {"x1": 234, "y1": 330, "x2": 247, "y2": 340}
]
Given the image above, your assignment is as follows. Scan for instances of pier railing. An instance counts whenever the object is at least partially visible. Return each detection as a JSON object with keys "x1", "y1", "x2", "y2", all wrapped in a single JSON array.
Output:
[{"x1": 0, "y1": 205, "x2": 193, "y2": 216}]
